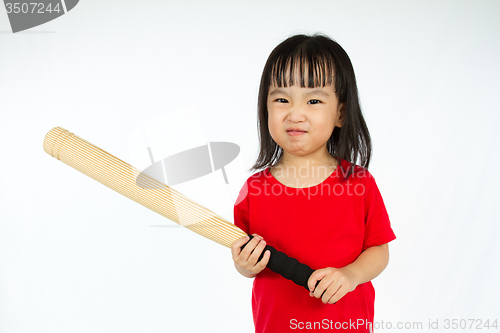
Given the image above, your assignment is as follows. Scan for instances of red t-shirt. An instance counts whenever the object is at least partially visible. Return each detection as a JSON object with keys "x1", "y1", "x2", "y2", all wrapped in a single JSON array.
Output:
[{"x1": 233, "y1": 158, "x2": 396, "y2": 332}]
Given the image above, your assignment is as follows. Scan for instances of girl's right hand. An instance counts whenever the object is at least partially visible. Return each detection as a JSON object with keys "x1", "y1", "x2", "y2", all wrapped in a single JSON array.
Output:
[{"x1": 231, "y1": 234, "x2": 271, "y2": 278}]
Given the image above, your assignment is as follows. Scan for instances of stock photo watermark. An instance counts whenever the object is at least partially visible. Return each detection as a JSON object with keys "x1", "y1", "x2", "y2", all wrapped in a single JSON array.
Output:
[
  {"x1": 289, "y1": 318, "x2": 499, "y2": 330},
  {"x1": 247, "y1": 161, "x2": 369, "y2": 199},
  {"x1": 248, "y1": 178, "x2": 366, "y2": 198},
  {"x1": 3, "y1": 0, "x2": 79, "y2": 33}
]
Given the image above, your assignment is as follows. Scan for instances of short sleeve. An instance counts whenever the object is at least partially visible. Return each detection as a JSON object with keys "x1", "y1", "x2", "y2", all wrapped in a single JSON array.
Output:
[
  {"x1": 362, "y1": 174, "x2": 396, "y2": 251},
  {"x1": 233, "y1": 180, "x2": 250, "y2": 234}
]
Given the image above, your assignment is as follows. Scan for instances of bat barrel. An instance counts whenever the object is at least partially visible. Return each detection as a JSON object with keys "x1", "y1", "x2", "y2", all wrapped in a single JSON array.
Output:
[
  {"x1": 43, "y1": 126, "x2": 74, "y2": 159},
  {"x1": 43, "y1": 126, "x2": 247, "y2": 248}
]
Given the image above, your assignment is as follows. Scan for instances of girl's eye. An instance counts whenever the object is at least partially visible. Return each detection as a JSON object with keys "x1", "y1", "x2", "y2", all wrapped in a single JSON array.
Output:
[
  {"x1": 275, "y1": 98, "x2": 288, "y2": 103},
  {"x1": 308, "y1": 99, "x2": 322, "y2": 105}
]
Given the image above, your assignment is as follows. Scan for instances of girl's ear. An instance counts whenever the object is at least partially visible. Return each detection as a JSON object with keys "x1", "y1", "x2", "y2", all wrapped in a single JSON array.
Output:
[{"x1": 337, "y1": 103, "x2": 346, "y2": 128}]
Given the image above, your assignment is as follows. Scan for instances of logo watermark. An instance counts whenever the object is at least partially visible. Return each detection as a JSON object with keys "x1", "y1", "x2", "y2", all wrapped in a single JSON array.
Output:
[
  {"x1": 244, "y1": 161, "x2": 370, "y2": 201},
  {"x1": 289, "y1": 318, "x2": 499, "y2": 330},
  {"x1": 3, "y1": 0, "x2": 79, "y2": 33}
]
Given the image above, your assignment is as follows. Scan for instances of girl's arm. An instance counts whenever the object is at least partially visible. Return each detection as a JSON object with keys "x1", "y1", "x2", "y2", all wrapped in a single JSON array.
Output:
[
  {"x1": 308, "y1": 243, "x2": 390, "y2": 304},
  {"x1": 345, "y1": 243, "x2": 390, "y2": 284}
]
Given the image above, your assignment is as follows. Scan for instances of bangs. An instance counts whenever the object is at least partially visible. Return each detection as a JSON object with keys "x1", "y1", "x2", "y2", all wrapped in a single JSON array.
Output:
[{"x1": 269, "y1": 46, "x2": 336, "y2": 89}]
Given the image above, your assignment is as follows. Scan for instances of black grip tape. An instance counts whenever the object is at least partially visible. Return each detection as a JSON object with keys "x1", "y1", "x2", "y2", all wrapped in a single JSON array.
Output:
[{"x1": 240, "y1": 234, "x2": 319, "y2": 291}]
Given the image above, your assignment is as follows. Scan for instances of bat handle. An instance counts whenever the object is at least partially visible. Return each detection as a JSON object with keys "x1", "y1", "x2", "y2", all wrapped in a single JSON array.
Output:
[{"x1": 241, "y1": 234, "x2": 320, "y2": 291}]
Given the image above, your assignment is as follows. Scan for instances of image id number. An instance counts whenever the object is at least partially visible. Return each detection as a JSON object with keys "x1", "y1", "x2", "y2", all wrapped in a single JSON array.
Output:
[
  {"x1": 444, "y1": 319, "x2": 498, "y2": 330},
  {"x1": 5, "y1": 2, "x2": 62, "y2": 14}
]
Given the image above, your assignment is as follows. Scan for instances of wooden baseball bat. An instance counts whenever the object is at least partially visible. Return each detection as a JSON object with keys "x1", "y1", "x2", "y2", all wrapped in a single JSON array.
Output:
[{"x1": 43, "y1": 127, "x2": 315, "y2": 290}]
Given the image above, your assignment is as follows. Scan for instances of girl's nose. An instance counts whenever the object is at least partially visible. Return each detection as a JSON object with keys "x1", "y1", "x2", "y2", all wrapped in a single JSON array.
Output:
[{"x1": 287, "y1": 105, "x2": 306, "y2": 122}]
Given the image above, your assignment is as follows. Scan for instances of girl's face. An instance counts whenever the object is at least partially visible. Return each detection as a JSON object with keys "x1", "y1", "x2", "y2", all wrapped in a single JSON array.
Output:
[{"x1": 267, "y1": 83, "x2": 344, "y2": 162}]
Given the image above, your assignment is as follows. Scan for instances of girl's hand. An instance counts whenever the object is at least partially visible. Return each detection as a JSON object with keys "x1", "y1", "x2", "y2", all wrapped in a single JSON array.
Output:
[
  {"x1": 307, "y1": 267, "x2": 360, "y2": 304},
  {"x1": 231, "y1": 234, "x2": 271, "y2": 278}
]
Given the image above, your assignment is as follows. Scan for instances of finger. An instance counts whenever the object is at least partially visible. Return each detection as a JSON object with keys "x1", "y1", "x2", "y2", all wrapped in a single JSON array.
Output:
[
  {"x1": 233, "y1": 235, "x2": 258, "y2": 265},
  {"x1": 239, "y1": 235, "x2": 263, "y2": 262},
  {"x1": 322, "y1": 283, "x2": 341, "y2": 304},
  {"x1": 231, "y1": 235, "x2": 250, "y2": 258},
  {"x1": 249, "y1": 240, "x2": 271, "y2": 269},
  {"x1": 314, "y1": 276, "x2": 334, "y2": 299},
  {"x1": 255, "y1": 249, "x2": 271, "y2": 269},
  {"x1": 327, "y1": 285, "x2": 346, "y2": 304},
  {"x1": 250, "y1": 234, "x2": 262, "y2": 240},
  {"x1": 307, "y1": 270, "x2": 326, "y2": 292},
  {"x1": 248, "y1": 238, "x2": 267, "y2": 265},
  {"x1": 308, "y1": 270, "x2": 329, "y2": 293}
]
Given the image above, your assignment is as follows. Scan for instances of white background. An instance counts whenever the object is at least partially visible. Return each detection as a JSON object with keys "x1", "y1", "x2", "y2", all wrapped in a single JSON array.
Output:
[{"x1": 1, "y1": 1, "x2": 499, "y2": 332}]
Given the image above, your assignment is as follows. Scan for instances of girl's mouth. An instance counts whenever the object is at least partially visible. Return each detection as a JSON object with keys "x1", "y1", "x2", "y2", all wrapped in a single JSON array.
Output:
[{"x1": 287, "y1": 130, "x2": 307, "y2": 136}]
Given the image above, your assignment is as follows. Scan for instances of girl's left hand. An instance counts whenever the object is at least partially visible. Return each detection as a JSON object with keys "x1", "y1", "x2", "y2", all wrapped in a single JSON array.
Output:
[{"x1": 307, "y1": 267, "x2": 360, "y2": 304}]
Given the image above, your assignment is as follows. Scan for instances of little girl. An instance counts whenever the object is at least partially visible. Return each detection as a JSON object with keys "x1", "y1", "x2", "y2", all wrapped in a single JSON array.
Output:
[{"x1": 231, "y1": 33, "x2": 396, "y2": 333}]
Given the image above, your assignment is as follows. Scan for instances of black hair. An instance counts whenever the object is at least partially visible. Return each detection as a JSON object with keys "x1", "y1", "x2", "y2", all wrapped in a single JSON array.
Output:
[{"x1": 250, "y1": 33, "x2": 372, "y2": 182}]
